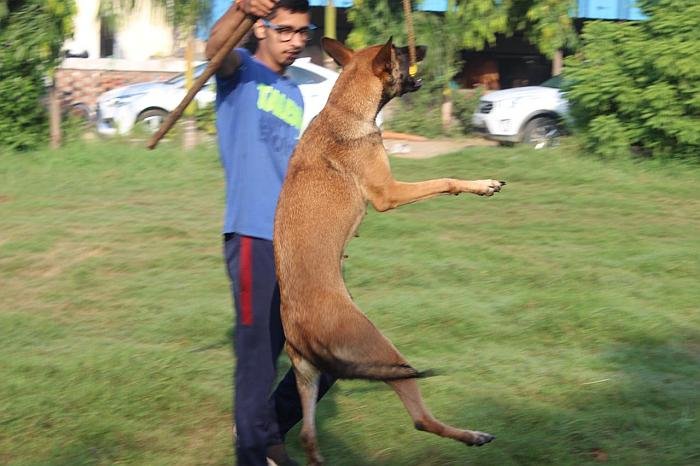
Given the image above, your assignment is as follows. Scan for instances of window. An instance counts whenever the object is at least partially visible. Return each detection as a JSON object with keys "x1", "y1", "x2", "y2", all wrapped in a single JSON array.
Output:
[{"x1": 100, "y1": 19, "x2": 115, "y2": 58}]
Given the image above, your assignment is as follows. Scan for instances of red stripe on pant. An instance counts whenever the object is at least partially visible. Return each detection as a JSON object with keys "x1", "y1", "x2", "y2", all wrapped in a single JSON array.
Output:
[{"x1": 239, "y1": 236, "x2": 254, "y2": 326}]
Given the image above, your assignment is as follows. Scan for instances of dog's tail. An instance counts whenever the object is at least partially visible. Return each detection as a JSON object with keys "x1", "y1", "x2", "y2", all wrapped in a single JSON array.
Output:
[
  {"x1": 329, "y1": 361, "x2": 436, "y2": 381},
  {"x1": 288, "y1": 341, "x2": 434, "y2": 381}
]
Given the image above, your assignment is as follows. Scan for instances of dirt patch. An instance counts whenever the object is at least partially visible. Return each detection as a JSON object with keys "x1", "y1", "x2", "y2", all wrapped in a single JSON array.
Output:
[
  {"x1": 384, "y1": 136, "x2": 496, "y2": 159},
  {"x1": 37, "y1": 246, "x2": 108, "y2": 278}
]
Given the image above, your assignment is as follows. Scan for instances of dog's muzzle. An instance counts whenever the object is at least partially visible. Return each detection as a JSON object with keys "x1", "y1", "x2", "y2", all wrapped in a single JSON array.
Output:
[{"x1": 402, "y1": 77, "x2": 423, "y2": 95}]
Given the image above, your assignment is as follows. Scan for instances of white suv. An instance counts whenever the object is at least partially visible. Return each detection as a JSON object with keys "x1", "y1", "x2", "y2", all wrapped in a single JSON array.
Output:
[{"x1": 471, "y1": 76, "x2": 569, "y2": 148}]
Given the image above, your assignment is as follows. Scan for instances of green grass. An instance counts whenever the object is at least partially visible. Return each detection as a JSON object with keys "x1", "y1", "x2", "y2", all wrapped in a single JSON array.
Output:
[{"x1": 1, "y1": 139, "x2": 698, "y2": 465}]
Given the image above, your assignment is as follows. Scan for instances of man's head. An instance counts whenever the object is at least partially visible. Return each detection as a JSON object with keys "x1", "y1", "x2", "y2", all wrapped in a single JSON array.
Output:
[{"x1": 252, "y1": 0, "x2": 313, "y2": 73}]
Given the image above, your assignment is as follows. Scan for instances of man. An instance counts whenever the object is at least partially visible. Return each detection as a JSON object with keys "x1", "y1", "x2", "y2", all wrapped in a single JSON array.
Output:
[{"x1": 206, "y1": 1, "x2": 334, "y2": 465}]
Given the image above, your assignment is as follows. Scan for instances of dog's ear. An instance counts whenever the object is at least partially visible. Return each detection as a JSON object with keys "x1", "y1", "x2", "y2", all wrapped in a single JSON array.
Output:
[
  {"x1": 372, "y1": 36, "x2": 393, "y2": 77},
  {"x1": 322, "y1": 37, "x2": 354, "y2": 67}
]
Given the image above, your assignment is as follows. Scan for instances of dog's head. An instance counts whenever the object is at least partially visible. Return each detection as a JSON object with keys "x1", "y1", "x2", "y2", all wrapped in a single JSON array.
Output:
[{"x1": 322, "y1": 37, "x2": 427, "y2": 99}]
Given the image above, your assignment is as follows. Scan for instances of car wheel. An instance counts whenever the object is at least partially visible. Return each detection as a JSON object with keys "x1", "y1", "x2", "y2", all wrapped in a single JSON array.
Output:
[
  {"x1": 523, "y1": 117, "x2": 560, "y2": 149},
  {"x1": 136, "y1": 109, "x2": 169, "y2": 134},
  {"x1": 66, "y1": 103, "x2": 94, "y2": 124}
]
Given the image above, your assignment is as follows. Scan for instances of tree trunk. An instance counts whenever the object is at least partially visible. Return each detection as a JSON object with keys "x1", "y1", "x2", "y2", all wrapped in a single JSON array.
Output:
[
  {"x1": 441, "y1": 88, "x2": 453, "y2": 131},
  {"x1": 182, "y1": 117, "x2": 197, "y2": 150},
  {"x1": 49, "y1": 82, "x2": 61, "y2": 149},
  {"x1": 552, "y1": 49, "x2": 563, "y2": 76},
  {"x1": 183, "y1": 31, "x2": 197, "y2": 150}
]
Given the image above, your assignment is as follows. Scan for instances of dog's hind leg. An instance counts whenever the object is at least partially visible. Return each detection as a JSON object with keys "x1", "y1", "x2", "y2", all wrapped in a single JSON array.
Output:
[
  {"x1": 288, "y1": 344, "x2": 325, "y2": 465},
  {"x1": 387, "y1": 378, "x2": 495, "y2": 447}
]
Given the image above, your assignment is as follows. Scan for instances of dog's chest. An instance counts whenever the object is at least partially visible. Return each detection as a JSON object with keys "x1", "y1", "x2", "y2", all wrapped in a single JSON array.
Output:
[{"x1": 343, "y1": 205, "x2": 365, "y2": 251}]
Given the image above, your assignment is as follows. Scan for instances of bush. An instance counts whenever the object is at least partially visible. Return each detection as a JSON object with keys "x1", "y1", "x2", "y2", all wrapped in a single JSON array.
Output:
[
  {"x1": 195, "y1": 102, "x2": 216, "y2": 136},
  {"x1": 564, "y1": 0, "x2": 700, "y2": 159},
  {"x1": 451, "y1": 88, "x2": 482, "y2": 135},
  {"x1": 384, "y1": 89, "x2": 445, "y2": 138},
  {"x1": 0, "y1": 1, "x2": 75, "y2": 151}
]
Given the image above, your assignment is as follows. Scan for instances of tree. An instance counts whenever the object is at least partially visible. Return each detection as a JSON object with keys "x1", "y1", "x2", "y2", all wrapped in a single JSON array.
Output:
[
  {"x1": 346, "y1": 1, "x2": 577, "y2": 134},
  {"x1": 348, "y1": 0, "x2": 577, "y2": 70},
  {"x1": 506, "y1": 0, "x2": 577, "y2": 60},
  {"x1": 0, "y1": 0, "x2": 76, "y2": 151},
  {"x1": 347, "y1": 0, "x2": 504, "y2": 133},
  {"x1": 100, "y1": 0, "x2": 211, "y2": 149},
  {"x1": 564, "y1": 0, "x2": 700, "y2": 159}
]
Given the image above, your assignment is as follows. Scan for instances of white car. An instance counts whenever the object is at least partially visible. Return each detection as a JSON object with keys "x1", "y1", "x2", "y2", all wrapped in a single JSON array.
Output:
[
  {"x1": 96, "y1": 58, "x2": 340, "y2": 136},
  {"x1": 471, "y1": 76, "x2": 569, "y2": 148}
]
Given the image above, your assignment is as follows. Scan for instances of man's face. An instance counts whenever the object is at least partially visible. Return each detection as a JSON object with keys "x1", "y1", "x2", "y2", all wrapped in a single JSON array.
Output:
[{"x1": 255, "y1": 9, "x2": 312, "y2": 70}]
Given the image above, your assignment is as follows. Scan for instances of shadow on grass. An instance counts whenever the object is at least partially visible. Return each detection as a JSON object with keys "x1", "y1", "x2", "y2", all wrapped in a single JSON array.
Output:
[
  {"x1": 282, "y1": 338, "x2": 699, "y2": 466},
  {"x1": 220, "y1": 307, "x2": 699, "y2": 465},
  {"x1": 460, "y1": 340, "x2": 700, "y2": 466}
]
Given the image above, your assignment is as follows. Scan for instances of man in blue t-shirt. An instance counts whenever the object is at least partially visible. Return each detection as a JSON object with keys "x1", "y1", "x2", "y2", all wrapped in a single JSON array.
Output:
[{"x1": 206, "y1": 1, "x2": 334, "y2": 465}]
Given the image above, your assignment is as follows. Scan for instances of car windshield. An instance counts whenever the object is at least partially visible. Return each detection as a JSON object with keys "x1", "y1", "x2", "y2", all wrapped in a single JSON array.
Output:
[
  {"x1": 285, "y1": 66, "x2": 325, "y2": 85},
  {"x1": 165, "y1": 63, "x2": 207, "y2": 86},
  {"x1": 540, "y1": 75, "x2": 563, "y2": 89}
]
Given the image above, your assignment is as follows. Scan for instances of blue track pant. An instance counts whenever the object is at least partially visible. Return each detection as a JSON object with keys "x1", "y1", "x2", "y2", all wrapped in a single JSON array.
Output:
[{"x1": 224, "y1": 233, "x2": 335, "y2": 466}]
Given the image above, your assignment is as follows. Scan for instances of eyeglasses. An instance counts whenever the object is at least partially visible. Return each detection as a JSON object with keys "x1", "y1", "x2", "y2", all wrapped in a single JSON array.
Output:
[{"x1": 261, "y1": 19, "x2": 317, "y2": 42}]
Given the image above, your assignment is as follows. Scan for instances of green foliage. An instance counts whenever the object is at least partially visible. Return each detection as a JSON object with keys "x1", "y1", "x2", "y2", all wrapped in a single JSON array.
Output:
[
  {"x1": 348, "y1": 1, "x2": 469, "y2": 136},
  {"x1": 451, "y1": 88, "x2": 483, "y2": 134},
  {"x1": 195, "y1": 102, "x2": 216, "y2": 135},
  {"x1": 564, "y1": 0, "x2": 700, "y2": 159},
  {"x1": 386, "y1": 88, "x2": 482, "y2": 138},
  {"x1": 454, "y1": 0, "x2": 509, "y2": 49},
  {"x1": 348, "y1": 1, "x2": 577, "y2": 62},
  {"x1": 99, "y1": 0, "x2": 211, "y2": 32},
  {"x1": 346, "y1": 0, "x2": 408, "y2": 50},
  {"x1": 585, "y1": 115, "x2": 632, "y2": 159},
  {"x1": 348, "y1": 1, "x2": 577, "y2": 136},
  {"x1": 384, "y1": 90, "x2": 444, "y2": 138},
  {"x1": 507, "y1": 0, "x2": 577, "y2": 57},
  {"x1": 0, "y1": 0, "x2": 75, "y2": 151}
]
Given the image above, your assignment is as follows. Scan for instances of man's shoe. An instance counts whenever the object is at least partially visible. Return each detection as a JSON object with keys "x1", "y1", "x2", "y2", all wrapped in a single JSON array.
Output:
[
  {"x1": 265, "y1": 444, "x2": 300, "y2": 466},
  {"x1": 232, "y1": 424, "x2": 299, "y2": 466}
]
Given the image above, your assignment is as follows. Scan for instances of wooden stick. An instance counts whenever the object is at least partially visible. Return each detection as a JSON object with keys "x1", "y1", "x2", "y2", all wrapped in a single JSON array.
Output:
[{"x1": 147, "y1": 10, "x2": 255, "y2": 150}]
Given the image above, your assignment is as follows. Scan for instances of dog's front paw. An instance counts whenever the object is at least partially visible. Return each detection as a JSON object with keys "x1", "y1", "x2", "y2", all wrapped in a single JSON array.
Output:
[
  {"x1": 473, "y1": 179, "x2": 506, "y2": 196},
  {"x1": 461, "y1": 430, "x2": 495, "y2": 447}
]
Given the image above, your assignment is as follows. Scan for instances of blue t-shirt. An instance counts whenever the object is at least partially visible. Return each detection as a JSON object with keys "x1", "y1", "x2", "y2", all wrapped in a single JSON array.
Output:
[{"x1": 216, "y1": 48, "x2": 304, "y2": 240}]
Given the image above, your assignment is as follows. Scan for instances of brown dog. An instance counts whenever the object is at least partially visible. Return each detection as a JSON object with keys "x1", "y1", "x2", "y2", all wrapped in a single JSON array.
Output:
[{"x1": 273, "y1": 37, "x2": 504, "y2": 465}]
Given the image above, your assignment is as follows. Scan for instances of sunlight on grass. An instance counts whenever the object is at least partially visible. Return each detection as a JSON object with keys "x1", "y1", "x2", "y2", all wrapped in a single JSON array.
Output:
[{"x1": 1, "y1": 139, "x2": 698, "y2": 465}]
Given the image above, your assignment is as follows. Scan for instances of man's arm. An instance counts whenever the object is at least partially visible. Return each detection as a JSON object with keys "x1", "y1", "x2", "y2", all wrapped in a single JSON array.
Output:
[{"x1": 206, "y1": 0, "x2": 278, "y2": 78}]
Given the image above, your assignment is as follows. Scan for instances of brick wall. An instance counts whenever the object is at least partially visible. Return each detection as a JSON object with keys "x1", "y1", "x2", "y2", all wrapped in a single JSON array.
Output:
[{"x1": 55, "y1": 58, "x2": 200, "y2": 111}]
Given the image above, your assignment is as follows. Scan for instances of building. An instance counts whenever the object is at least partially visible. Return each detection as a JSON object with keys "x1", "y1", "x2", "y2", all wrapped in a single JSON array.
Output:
[
  {"x1": 58, "y1": 0, "x2": 195, "y2": 112},
  {"x1": 63, "y1": 0, "x2": 175, "y2": 60}
]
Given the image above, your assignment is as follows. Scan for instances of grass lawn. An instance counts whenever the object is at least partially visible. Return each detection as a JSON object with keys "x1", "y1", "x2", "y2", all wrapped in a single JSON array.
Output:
[{"x1": 1, "y1": 138, "x2": 698, "y2": 465}]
